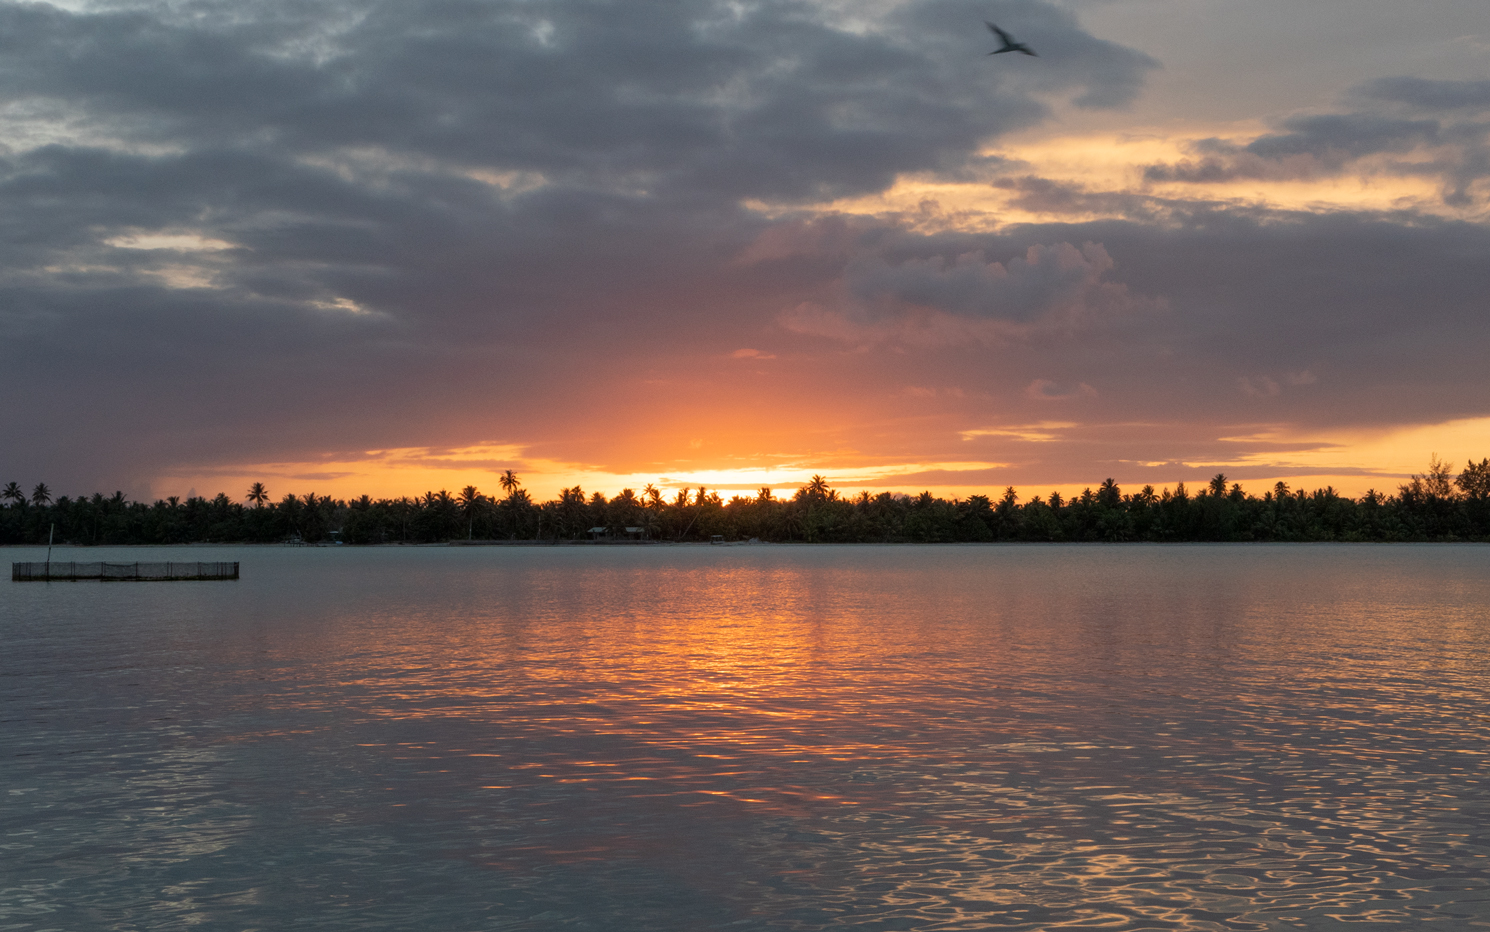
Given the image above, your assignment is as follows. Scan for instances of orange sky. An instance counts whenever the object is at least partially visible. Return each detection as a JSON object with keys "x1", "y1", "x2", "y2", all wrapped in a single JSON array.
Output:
[{"x1": 156, "y1": 415, "x2": 1490, "y2": 504}]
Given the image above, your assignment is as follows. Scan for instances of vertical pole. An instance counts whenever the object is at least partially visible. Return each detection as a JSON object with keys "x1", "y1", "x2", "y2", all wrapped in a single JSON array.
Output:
[{"x1": 47, "y1": 523, "x2": 54, "y2": 577}]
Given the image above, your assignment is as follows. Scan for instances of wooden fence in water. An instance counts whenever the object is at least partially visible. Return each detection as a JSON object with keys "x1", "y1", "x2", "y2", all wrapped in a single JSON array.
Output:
[{"x1": 11, "y1": 561, "x2": 240, "y2": 582}]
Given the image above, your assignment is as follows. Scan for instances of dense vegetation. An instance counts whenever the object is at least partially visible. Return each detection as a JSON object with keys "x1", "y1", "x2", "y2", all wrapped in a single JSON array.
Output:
[{"x1": 3, "y1": 457, "x2": 1489, "y2": 546}]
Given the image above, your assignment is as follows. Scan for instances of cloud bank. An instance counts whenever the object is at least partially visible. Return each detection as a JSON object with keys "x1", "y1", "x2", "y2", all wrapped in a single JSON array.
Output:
[{"x1": 0, "y1": 0, "x2": 1486, "y2": 498}]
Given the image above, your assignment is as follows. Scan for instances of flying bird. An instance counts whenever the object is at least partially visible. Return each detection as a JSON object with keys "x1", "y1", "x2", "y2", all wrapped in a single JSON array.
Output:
[{"x1": 986, "y1": 22, "x2": 1036, "y2": 56}]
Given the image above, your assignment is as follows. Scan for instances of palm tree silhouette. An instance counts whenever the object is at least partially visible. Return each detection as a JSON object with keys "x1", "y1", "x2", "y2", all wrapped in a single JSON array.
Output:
[
  {"x1": 2, "y1": 482, "x2": 22, "y2": 505},
  {"x1": 31, "y1": 483, "x2": 51, "y2": 506},
  {"x1": 434, "y1": 489, "x2": 458, "y2": 539},
  {"x1": 459, "y1": 485, "x2": 484, "y2": 539},
  {"x1": 802, "y1": 475, "x2": 832, "y2": 502},
  {"x1": 246, "y1": 482, "x2": 269, "y2": 508},
  {"x1": 499, "y1": 470, "x2": 521, "y2": 498}
]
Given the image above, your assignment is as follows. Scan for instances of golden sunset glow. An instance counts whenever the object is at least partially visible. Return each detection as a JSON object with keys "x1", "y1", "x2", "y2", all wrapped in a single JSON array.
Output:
[
  {"x1": 1214, "y1": 416, "x2": 1490, "y2": 491},
  {"x1": 151, "y1": 414, "x2": 1490, "y2": 504},
  {"x1": 748, "y1": 126, "x2": 1474, "y2": 233}
]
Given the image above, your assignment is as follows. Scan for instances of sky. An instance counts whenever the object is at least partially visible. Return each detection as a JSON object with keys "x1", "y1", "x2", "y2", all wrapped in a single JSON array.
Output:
[{"x1": 2, "y1": 0, "x2": 1488, "y2": 503}]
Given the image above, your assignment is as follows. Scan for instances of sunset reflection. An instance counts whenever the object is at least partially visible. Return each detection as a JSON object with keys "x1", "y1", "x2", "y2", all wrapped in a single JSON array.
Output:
[
  {"x1": 7, "y1": 543, "x2": 1489, "y2": 929},
  {"x1": 130, "y1": 545, "x2": 1471, "y2": 929}
]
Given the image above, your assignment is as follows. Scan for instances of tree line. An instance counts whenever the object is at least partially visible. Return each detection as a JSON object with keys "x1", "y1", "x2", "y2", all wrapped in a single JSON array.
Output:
[{"x1": 3, "y1": 457, "x2": 1489, "y2": 546}]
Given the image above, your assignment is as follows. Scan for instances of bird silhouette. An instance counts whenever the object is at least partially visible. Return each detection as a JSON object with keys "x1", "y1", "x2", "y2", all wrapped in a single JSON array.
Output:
[{"x1": 986, "y1": 22, "x2": 1036, "y2": 56}]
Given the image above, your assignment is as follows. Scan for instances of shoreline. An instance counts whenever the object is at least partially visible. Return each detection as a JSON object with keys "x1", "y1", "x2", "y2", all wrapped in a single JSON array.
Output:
[{"x1": 3, "y1": 539, "x2": 1486, "y2": 549}]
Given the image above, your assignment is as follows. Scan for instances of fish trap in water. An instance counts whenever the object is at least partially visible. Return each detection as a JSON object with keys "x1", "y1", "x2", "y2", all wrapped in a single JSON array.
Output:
[{"x1": 12, "y1": 561, "x2": 240, "y2": 582}]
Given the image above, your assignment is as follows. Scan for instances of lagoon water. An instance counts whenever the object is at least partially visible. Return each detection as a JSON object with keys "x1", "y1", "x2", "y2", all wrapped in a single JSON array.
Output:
[{"x1": 3, "y1": 543, "x2": 1489, "y2": 931}]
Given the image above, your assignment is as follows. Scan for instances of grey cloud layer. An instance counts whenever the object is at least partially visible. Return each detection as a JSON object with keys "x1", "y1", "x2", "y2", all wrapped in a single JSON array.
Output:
[
  {"x1": 775, "y1": 239, "x2": 1163, "y2": 348},
  {"x1": 0, "y1": 0, "x2": 1485, "y2": 493},
  {"x1": 1356, "y1": 77, "x2": 1490, "y2": 113},
  {"x1": 0, "y1": 0, "x2": 1154, "y2": 329},
  {"x1": 762, "y1": 204, "x2": 1490, "y2": 430},
  {"x1": 1144, "y1": 77, "x2": 1490, "y2": 203},
  {"x1": 0, "y1": 0, "x2": 1158, "y2": 489},
  {"x1": 0, "y1": 0, "x2": 1151, "y2": 201}
]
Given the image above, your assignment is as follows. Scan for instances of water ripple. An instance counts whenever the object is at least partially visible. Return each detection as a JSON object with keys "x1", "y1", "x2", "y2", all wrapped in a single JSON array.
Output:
[{"x1": 2, "y1": 543, "x2": 1489, "y2": 930}]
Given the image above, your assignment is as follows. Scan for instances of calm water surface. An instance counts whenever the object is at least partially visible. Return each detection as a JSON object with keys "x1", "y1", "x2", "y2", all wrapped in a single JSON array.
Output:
[{"x1": 3, "y1": 544, "x2": 1489, "y2": 931}]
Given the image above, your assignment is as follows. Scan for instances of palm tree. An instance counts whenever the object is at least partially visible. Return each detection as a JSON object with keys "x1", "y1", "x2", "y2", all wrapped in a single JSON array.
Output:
[
  {"x1": 246, "y1": 482, "x2": 269, "y2": 508},
  {"x1": 459, "y1": 485, "x2": 484, "y2": 539},
  {"x1": 499, "y1": 470, "x2": 521, "y2": 498},
  {"x1": 1, "y1": 482, "x2": 21, "y2": 505},
  {"x1": 498, "y1": 487, "x2": 533, "y2": 540},
  {"x1": 434, "y1": 490, "x2": 458, "y2": 539},
  {"x1": 1098, "y1": 479, "x2": 1121, "y2": 507},
  {"x1": 392, "y1": 496, "x2": 412, "y2": 541},
  {"x1": 607, "y1": 488, "x2": 640, "y2": 534},
  {"x1": 801, "y1": 474, "x2": 832, "y2": 502},
  {"x1": 31, "y1": 483, "x2": 51, "y2": 506}
]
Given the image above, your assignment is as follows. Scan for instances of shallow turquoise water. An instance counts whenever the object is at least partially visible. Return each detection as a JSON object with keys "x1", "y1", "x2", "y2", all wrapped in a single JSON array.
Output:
[{"x1": 3, "y1": 543, "x2": 1489, "y2": 930}]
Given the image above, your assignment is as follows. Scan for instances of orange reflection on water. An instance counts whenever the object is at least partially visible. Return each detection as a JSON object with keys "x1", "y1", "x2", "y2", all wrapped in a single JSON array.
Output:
[{"x1": 242, "y1": 544, "x2": 1490, "y2": 928}]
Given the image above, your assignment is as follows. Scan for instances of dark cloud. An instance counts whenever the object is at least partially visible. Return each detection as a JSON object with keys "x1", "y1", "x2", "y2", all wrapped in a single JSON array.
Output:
[
  {"x1": 0, "y1": 0, "x2": 1158, "y2": 313},
  {"x1": 1143, "y1": 115, "x2": 1442, "y2": 183},
  {"x1": 991, "y1": 175, "x2": 1169, "y2": 220},
  {"x1": 1143, "y1": 77, "x2": 1490, "y2": 203},
  {"x1": 1353, "y1": 77, "x2": 1490, "y2": 112},
  {"x1": 1243, "y1": 114, "x2": 1441, "y2": 160},
  {"x1": 837, "y1": 240, "x2": 1161, "y2": 333},
  {"x1": 0, "y1": 0, "x2": 1153, "y2": 203},
  {"x1": 767, "y1": 204, "x2": 1490, "y2": 430}
]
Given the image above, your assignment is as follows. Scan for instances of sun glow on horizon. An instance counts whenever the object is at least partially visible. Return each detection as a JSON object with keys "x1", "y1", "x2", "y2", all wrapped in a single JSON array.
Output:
[{"x1": 139, "y1": 415, "x2": 1490, "y2": 506}]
